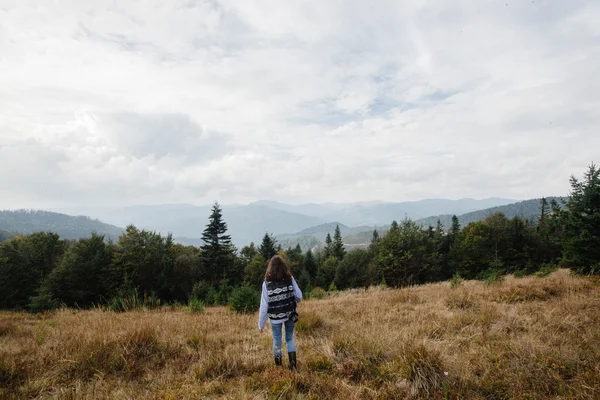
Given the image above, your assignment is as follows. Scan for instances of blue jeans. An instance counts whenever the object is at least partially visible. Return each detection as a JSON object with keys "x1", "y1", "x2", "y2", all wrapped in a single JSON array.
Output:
[{"x1": 271, "y1": 320, "x2": 296, "y2": 357}]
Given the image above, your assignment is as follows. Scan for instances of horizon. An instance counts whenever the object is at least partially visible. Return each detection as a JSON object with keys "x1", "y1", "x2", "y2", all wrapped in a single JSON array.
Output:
[{"x1": 0, "y1": 195, "x2": 548, "y2": 213}]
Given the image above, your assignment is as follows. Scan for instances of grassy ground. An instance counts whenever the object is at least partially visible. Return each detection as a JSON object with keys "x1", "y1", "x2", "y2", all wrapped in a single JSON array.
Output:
[{"x1": 1, "y1": 270, "x2": 599, "y2": 399}]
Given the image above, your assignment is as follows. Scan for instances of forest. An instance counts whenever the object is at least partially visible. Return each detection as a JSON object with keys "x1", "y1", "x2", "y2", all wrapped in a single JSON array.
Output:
[{"x1": 0, "y1": 164, "x2": 598, "y2": 313}]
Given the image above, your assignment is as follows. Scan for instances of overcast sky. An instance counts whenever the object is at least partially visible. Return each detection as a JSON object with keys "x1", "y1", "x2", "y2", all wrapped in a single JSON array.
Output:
[{"x1": 1, "y1": 0, "x2": 599, "y2": 209}]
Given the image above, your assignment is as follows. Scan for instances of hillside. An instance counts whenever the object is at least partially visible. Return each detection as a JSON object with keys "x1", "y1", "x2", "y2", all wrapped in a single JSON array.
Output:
[
  {"x1": 0, "y1": 230, "x2": 15, "y2": 242},
  {"x1": 1, "y1": 270, "x2": 598, "y2": 399},
  {"x1": 54, "y1": 198, "x2": 513, "y2": 247},
  {"x1": 55, "y1": 204, "x2": 324, "y2": 247},
  {"x1": 416, "y1": 197, "x2": 566, "y2": 228},
  {"x1": 280, "y1": 197, "x2": 566, "y2": 249},
  {"x1": 321, "y1": 198, "x2": 516, "y2": 226},
  {"x1": 277, "y1": 222, "x2": 374, "y2": 250},
  {"x1": 0, "y1": 210, "x2": 123, "y2": 241}
]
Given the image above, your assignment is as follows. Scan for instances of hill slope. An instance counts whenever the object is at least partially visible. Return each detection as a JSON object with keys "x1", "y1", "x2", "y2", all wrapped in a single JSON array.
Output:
[
  {"x1": 416, "y1": 197, "x2": 566, "y2": 228},
  {"x1": 55, "y1": 198, "x2": 513, "y2": 247},
  {"x1": 282, "y1": 197, "x2": 566, "y2": 249},
  {"x1": 0, "y1": 210, "x2": 123, "y2": 240},
  {"x1": 1, "y1": 270, "x2": 597, "y2": 399},
  {"x1": 321, "y1": 197, "x2": 516, "y2": 226},
  {"x1": 0, "y1": 229, "x2": 15, "y2": 242}
]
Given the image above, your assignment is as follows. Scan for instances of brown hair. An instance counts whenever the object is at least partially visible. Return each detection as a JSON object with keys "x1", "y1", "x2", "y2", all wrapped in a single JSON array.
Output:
[{"x1": 265, "y1": 255, "x2": 292, "y2": 282}]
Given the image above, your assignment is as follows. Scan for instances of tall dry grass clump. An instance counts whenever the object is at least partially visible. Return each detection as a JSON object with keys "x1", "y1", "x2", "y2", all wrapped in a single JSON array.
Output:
[{"x1": 1, "y1": 269, "x2": 599, "y2": 399}]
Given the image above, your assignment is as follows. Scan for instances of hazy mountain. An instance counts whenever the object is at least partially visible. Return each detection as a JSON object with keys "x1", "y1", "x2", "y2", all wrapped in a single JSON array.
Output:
[
  {"x1": 416, "y1": 197, "x2": 566, "y2": 228},
  {"x1": 57, "y1": 204, "x2": 324, "y2": 247},
  {"x1": 254, "y1": 198, "x2": 514, "y2": 226},
  {"x1": 279, "y1": 197, "x2": 563, "y2": 249},
  {"x1": 277, "y1": 222, "x2": 374, "y2": 249},
  {"x1": 0, "y1": 210, "x2": 123, "y2": 240},
  {"x1": 45, "y1": 197, "x2": 518, "y2": 247},
  {"x1": 319, "y1": 198, "x2": 516, "y2": 226},
  {"x1": 250, "y1": 200, "x2": 384, "y2": 219},
  {"x1": 0, "y1": 229, "x2": 15, "y2": 242}
]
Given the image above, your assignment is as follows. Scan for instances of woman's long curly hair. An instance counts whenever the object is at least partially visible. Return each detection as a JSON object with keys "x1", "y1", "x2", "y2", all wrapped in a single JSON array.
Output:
[{"x1": 265, "y1": 255, "x2": 292, "y2": 282}]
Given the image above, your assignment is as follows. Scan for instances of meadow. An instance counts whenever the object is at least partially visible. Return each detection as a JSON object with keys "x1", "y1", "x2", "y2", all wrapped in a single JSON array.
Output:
[{"x1": 1, "y1": 270, "x2": 599, "y2": 399}]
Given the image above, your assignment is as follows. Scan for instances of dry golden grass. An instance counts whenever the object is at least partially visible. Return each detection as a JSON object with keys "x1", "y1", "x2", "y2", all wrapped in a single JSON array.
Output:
[{"x1": 1, "y1": 269, "x2": 599, "y2": 399}]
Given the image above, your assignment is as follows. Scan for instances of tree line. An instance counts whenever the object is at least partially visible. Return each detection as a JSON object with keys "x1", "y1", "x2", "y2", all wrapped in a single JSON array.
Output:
[{"x1": 0, "y1": 164, "x2": 598, "y2": 312}]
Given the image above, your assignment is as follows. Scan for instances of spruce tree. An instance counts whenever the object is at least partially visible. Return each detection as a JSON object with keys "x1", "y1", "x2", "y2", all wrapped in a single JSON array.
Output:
[
  {"x1": 450, "y1": 215, "x2": 460, "y2": 237},
  {"x1": 562, "y1": 163, "x2": 600, "y2": 273},
  {"x1": 435, "y1": 219, "x2": 444, "y2": 239},
  {"x1": 259, "y1": 233, "x2": 278, "y2": 260},
  {"x1": 324, "y1": 233, "x2": 333, "y2": 258},
  {"x1": 201, "y1": 202, "x2": 233, "y2": 284},
  {"x1": 371, "y1": 229, "x2": 380, "y2": 244},
  {"x1": 305, "y1": 249, "x2": 317, "y2": 279},
  {"x1": 540, "y1": 197, "x2": 549, "y2": 221},
  {"x1": 332, "y1": 224, "x2": 346, "y2": 260}
]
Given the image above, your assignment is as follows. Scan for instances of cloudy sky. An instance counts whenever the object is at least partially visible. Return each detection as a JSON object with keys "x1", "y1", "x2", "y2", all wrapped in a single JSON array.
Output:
[{"x1": 1, "y1": 0, "x2": 599, "y2": 209}]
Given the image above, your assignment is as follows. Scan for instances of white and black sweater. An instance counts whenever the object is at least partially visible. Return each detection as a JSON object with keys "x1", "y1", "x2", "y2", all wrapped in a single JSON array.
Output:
[{"x1": 258, "y1": 276, "x2": 303, "y2": 330}]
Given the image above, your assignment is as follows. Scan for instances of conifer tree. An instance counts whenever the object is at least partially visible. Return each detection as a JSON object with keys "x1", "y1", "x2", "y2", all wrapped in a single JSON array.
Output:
[
  {"x1": 562, "y1": 163, "x2": 600, "y2": 273},
  {"x1": 304, "y1": 249, "x2": 317, "y2": 278},
  {"x1": 371, "y1": 229, "x2": 380, "y2": 244},
  {"x1": 259, "y1": 233, "x2": 278, "y2": 260},
  {"x1": 450, "y1": 215, "x2": 460, "y2": 237},
  {"x1": 332, "y1": 224, "x2": 346, "y2": 260},
  {"x1": 201, "y1": 202, "x2": 233, "y2": 284},
  {"x1": 324, "y1": 233, "x2": 333, "y2": 258}
]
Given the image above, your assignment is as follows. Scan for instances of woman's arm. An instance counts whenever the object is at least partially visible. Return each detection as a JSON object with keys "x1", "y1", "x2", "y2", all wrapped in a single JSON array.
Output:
[
  {"x1": 258, "y1": 282, "x2": 269, "y2": 330},
  {"x1": 291, "y1": 276, "x2": 303, "y2": 302}
]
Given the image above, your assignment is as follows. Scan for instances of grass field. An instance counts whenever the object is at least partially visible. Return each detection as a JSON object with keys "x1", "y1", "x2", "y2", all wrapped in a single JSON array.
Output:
[{"x1": 1, "y1": 270, "x2": 599, "y2": 399}]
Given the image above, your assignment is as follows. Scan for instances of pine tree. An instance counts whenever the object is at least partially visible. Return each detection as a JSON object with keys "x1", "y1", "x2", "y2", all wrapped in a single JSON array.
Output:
[
  {"x1": 562, "y1": 163, "x2": 600, "y2": 273},
  {"x1": 324, "y1": 233, "x2": 333, "y2": 258},
  {"x1": 332, "y1": 224, "x2": 346, "y2": 260},
  {"x1": 201, "y1": 202, "x2": 234, "y2": 284},
  {"x1": 259, "y1": 233, "x2": 278, "y2": 260},
  {"x1": 434, "y1": 219, "x2": 444, "y2": 239},
  {"x1": 450, "y1": 215, "x2": 460, "y2": 237},
  {"x1": 371, "y1": 229, "x2": 380, "y2": 244},
  {"x1": 304, "y1": 249, "x2": 317, "y2": 279},
  {"x1": 540, "y1": 197, "x2": 549, "y2": 221}
]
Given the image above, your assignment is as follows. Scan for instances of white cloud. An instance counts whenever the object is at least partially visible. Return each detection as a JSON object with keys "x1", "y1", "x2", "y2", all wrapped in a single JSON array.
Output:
[{"x1": 0, "y1": 0, "x2": 599, "y2": 209}]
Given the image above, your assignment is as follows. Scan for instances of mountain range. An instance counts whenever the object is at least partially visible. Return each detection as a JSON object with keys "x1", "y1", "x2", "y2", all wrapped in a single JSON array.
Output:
[
  {"x1": 48, "y1": 198, "x2": 515, "y2": 246},
  {"x1": 0, "y1": 197, "x2": 557, "y2": 248},
  {"x1": 0, "y1": 210, "x2": 123, "y2": 241}
]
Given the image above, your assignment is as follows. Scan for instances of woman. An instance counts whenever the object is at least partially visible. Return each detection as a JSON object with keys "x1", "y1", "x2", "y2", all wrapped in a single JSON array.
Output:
[{"x1": 258, "y1": 255, "x2": 303, "y2": 370}]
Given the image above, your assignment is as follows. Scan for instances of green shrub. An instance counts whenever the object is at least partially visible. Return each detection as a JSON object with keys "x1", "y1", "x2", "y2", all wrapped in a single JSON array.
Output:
[
  {"x1": 308, "y1": 287, "x2": 327, "y2": 299},
  {"x1": 191, "y1": 281, "x2": 213, "y2": 303},
  {"x1": 485, "y1": 270, "x2": 505, "y2": 286},
  {"x1": 107, "y1": 288, "x2": 161, "y2": 312},
  {"x1": 379, "y1": 276, "x2": 388, "y2": 289},
  {"x1": 28, "y1": 292, "x2": 59, "y2": 313},
  {"x1": 228, "y1": 286, "x2": 260, "y2": 314},
  {"x1": 534, "y1": 263, "x2": 558, "y2": 278},
  {"x1": 477, "y1": 262, "x2": 505, "y2": 286},
  {"x1": 214, "y1": 280, "x2": 232, "y2": 306},
  {"x1": 189, "y1": 298, "x2": 205, "y2": 314},
  {"x1": 188, "y1": 298, "x2": 205, "y2": 314},
  {"x1": 449, "y1": 273, "x2": 463, "y2": 289},
  {"x1": 328, "y1": 282, "x2": 338, "y2": 292}
]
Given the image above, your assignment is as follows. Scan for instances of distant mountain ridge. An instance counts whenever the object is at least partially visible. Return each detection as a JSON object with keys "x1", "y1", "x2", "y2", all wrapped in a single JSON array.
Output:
[
  {"x1": 53, "y1": 197, "x2": 514, "y2": 246},
  {"x1": 0, "y1": 229, "x2": 15, "y2": 242},
  {"x1": 415, "y1": 197, "x2": 566, "y2": 228},
  {"x1": 0, "y1": 210, "x2": 123, "y2": 240},
  {"x1": 278, "y1": 197, "x2": 565, "y2": 249}
]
